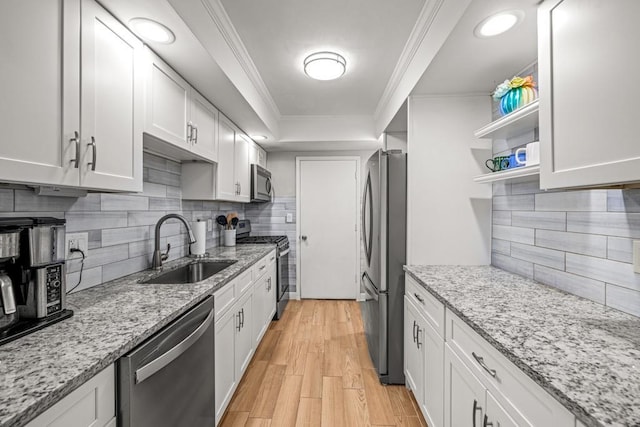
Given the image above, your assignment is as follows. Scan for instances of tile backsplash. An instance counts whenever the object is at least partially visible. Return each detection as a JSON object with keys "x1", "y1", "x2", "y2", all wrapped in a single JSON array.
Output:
[
  {"x1": 491, "y1": 179, "x2": 640, "y2": 318},
  {"x1": 244, "y1": 196, "x2": 297, "y2": 292},
  {"x1": 0, "y1": 152, "x2": 244, "y2": 292}
]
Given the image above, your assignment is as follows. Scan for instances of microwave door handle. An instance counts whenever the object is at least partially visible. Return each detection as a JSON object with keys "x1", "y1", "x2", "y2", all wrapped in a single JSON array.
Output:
[{"x1": 266, "y1": 177, "x2": 272, "y2": 194}]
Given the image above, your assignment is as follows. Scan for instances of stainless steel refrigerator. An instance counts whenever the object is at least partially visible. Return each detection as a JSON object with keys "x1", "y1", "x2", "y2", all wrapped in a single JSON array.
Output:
[{"x1": 360, "y1": 149, "x2": 406, "y2": 384}]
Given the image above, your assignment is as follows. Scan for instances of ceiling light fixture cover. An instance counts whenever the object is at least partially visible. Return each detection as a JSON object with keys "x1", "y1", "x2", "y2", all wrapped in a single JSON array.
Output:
[
  {"x1": 129, "y1": 18, "x2": 176, "y2": 44},
  {"x1": 303, "y1": 51, "x2": 346, "y2": 80},
  {"x1": 474, "y1": 10, "x2": 524, "y2": 38}
]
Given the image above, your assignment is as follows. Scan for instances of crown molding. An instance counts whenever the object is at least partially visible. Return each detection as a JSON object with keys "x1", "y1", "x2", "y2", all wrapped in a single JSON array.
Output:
[
  {"x1": 201, "y1": 0, "x2": 282, "y2": 120},
  {"x1": 374, "y1": 0, "x2": 445, "y2": 120}
]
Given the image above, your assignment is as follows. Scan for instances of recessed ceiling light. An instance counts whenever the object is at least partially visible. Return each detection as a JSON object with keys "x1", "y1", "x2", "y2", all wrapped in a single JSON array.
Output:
[
  {"x1": 251, "y1": 135, "x2": 267, "y2": 141},
  {"x1": 303, "y1": 51, "x2": 347, "y2": 81},
  {"x1": 129, "y1": 18, "x2": 175, "y2": 44},
  {"x1": 474, "y1": 10, "x2": 524, "y2": 38}
]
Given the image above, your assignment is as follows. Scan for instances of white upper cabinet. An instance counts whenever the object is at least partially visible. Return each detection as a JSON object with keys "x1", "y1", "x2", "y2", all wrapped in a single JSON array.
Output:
[
  {"x1": 0, "y1": 0, "x2": 143, "y2": 192},
  {"x1": 80, "y1": 0, "x2": 143, "y2": 192},
  {"x1": 539, "y1": 0, "x2": 640, "y2": 189},
  {"x1": 235, "y1": 134, "x2": 250, "y2": 202},
  {"x1": 144, "y1": 49, "x2": 218, "y2": 163},
  {"x1": 216, "y1": 115, "x2": 238, "y2": 201}
]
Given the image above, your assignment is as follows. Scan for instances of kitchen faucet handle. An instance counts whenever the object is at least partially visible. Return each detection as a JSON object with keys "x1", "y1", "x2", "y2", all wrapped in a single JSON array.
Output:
[{"x1": 161, "y1": 243, "x2": 171, "y2": 261}]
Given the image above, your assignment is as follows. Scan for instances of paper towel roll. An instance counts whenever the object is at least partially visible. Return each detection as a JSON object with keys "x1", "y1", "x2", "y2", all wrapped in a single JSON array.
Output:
[{"x1": 191, "y1": 220, "x2": 207, "y2": 255}]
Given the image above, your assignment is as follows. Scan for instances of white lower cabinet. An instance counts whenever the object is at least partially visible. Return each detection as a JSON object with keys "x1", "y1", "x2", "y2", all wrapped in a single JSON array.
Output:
[
  {"x1": 214, "y1": 252, "x2": 277, "y2": 425},
  {"x1": 252, "y1": 257, "x2": 276, "y2": 347},
  {"x1": 26, "y1": 365, "x2": 115, "y2": 427},
  {"x1": 404, "y1": 274, "x2": 576, "y2": 427}
]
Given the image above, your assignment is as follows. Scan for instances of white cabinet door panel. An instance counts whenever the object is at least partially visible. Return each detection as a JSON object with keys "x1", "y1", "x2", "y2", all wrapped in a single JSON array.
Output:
[
  {"x1": 235, "y1": 134, "x2": 250, "y2": 202},
  {"x1": 0, "y1": 0, "x2": 79, "y2": 187},
  {"x1": 190, "y1": 90, "x2": 218, "y2": 162},
  {"x1": 214, "y1": 309, "x2": 236, "y2": 423},
  {"x1": 235, "y1": 291, "x2": 253, "y2": 378},
  {"x1": 217, "y1": 115, "x2": 237, "y2": 201},
  {"x1": 444, "y1": 346, "x2": 485, "y2": 427},
  {"x1": 80, "y1": 0, "x2": 142, "y2": 191}
]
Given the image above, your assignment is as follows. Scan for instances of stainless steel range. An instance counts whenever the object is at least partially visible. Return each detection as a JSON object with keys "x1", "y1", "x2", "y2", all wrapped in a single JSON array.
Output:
[{"x1": 235, "y1": 220, "x2": 289, "y2": 319}]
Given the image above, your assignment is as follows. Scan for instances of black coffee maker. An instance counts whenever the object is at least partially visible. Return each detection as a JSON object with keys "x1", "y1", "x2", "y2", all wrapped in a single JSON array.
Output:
[{"x1": 0, "y1": 217, "x2": 73, "y2": 346}]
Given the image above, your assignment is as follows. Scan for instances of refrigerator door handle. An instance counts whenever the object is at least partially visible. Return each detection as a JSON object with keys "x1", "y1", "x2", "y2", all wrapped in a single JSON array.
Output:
[
  {"x1": 361, "y1": 272, "x2": 379, "y2": 301},
  {"x1": 362, "y1": 173, "x2": 373, "y2": 265}
]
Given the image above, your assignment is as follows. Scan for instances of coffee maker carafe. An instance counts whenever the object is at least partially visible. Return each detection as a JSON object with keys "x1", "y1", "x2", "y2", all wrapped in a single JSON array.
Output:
[
  {"x1": 17, "y1": 217, "x2": 67, "y2": 319},
  {"x1": 0, "y1": 218, "x2": 32, "y2": 332}
]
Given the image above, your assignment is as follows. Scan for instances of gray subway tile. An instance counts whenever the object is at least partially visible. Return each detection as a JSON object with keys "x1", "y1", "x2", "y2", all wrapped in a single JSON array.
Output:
[
  {"x1": 533, "y1": 265, "x2": 605, "y2": 304},
  {"x1": 166, "y1": 186, "x2": 182, "y2": 199},
  {"x1": 149, "y1": 197, "x2": 182, "y2": 211},
  {"x1": 491, "y1": 252, "x2": 534, "y2": 279},
  {"x1": 492, "y1": 211, "x2": 511, "y2": 226},
  {"x1": 66, "y1": 267, "x2": 102, "y2": 294},
  {"x1": 166, "y1": 160, "x2": 181, "y2": 175},
  {"x1": 492, "y1": 225, "x2": 535, "y2": 244},
  {"x1": 511, "y1": 243, "x2": 565, "y2": 270},
  {"x1": 88, "y1": 230, "x2": 101, "y2": 249},
  {"x1": 607, "y1": 189, "x2": 640, "y2": 212},
  {"x1": 492, "y1": 182, "x2": 510, "y2": 196},
  {"x1": 129, "y1": 239, "x2": 154, "y2": 258},
  {"x1": 102, "y1": 226, "x2": 150, "y2": 247},
  {"x1": 67, "y1": 194, "x2": 101, "y2": 212},
  {"x1": 566, "y1": 253, "x2": 640, "y2": 291},
  {"x1": 605, "y1": 284, "x2": 640, "y2": 317},
  {"x1": 66, "y1": 212, "x2": 127, "y2": 232},
  {"x1": 0, "y1": 189, "x2": 13, "y2": 211},
  {"x1": 142, "y1": 182, "x2": 167, "y2": 198},
  {"x1": 147, "y1": 169, "x2": 180, "y2": 187},
  {"x1": 67, "y1": 244, "x2": 129, "y2": 273},
  {"x1": 511, "y1": 211, "x2": 566, "y2": 231},
  {"x1": 491, "y1": 239, "x2": 510, "y2": 255},
  {"x1": 567, "y1": 212, "x2": 640, "y2": 238},
  {"x1": 511, "y1": 180, "x2": 542, "y2": 195},
  {"x1": 535, "y1": 190, "x2": 607, "y2": 212},
  {"x1": 14, "y1": 189, "x2": 76, "y2": 212},
  {"x1": 128, "y1": 211, "x2": 167, "y2": 227},
  {"x1": 608, "y1": 237, "x2": 633, "y2": 263},
  {"x1": 102, "y1": 255, "x2": 150, "y2": 282},
  {"x1": 535, "y1": 229, "x2": 607, "y2": 258},
  {"x1": 143, "y1": 152, "x2": 168, "y2": 171},
  {"x1": 101, "y1": 194, "x2": 149, "y2": 211},
  {"x1": 493, "y1": 195, "x2": 534, "y2": 211}
]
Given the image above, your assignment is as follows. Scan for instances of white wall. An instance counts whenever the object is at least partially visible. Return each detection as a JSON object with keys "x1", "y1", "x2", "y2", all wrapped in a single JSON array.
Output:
[
  {"x1": 267, "y1": 150, "x2": 377, "y2": 197},
  {"x1": 407, "y1": 95, "x2": 492, "y2": 265},
  {"x1": 386, "y1": 132, "x2": 407, "y2": 152}
]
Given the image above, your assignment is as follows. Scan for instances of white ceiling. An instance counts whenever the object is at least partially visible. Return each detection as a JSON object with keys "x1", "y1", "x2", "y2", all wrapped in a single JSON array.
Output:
[
  {"x1": 219, "y1": 0, "x2": 426, "y2": 116},
  {"x1": 412, "y1": 0, "x2": 538, "y2": 95}
]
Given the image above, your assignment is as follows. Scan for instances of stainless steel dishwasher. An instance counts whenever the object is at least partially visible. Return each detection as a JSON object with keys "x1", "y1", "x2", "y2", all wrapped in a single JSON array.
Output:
[{"x1": 118, "y1": 296, "x2": 214, "y2": 427}]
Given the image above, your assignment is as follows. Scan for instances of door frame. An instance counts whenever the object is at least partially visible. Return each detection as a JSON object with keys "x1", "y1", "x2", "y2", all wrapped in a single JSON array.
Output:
[{"x1": 295, "y1": 156, "x2": 361, "y2": 300}]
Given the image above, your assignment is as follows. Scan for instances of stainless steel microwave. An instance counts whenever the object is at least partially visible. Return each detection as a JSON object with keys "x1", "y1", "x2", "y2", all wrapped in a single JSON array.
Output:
[{"x1": 250, "y1": 164, "x2": 272, "y2": 202}]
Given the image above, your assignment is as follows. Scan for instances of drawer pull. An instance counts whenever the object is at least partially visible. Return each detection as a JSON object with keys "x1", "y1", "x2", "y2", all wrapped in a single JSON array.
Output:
[
  {"x1": 412, "y1": 320, "x2": 417, "y2": 343},
  {"x1": 483, "y1": 414, "x2": 493, "y2": 427},
  {"x1": 472, "y1": 352, "x2": 497, "y2": 377},
  {"x1": 414, "y1": 293, "x2": 424, "y2": 304},
  {"x1": 473, "y1": 399, "x2": 482, "y2": 427},
  {"x1": 259, "y1": 265, "x2": 266, "y2": 271}
]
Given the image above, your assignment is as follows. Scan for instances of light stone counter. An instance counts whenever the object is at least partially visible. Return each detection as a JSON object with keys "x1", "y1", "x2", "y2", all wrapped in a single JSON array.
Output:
[
  {"x1": 405, "y1": 265, "x2": 640, "y2": 427},
  {"x1": 0, "y1": 244, "x2": 274, "y2": 427}
]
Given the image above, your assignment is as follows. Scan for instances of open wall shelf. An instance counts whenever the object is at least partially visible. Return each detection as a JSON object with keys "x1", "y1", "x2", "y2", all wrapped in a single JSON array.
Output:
[
  {"x1": 474, "y1": 99, "x2": 539, "y2": 140},
  {"x1": 473, "y1": 165, "x2": 540, "y2": 184}
]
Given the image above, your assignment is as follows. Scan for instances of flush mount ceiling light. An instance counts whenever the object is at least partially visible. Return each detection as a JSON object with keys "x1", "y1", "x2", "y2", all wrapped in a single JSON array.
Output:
[
  {"x1": 129, "y1": 18, "x2": 175, "y2": 44},
  {"x1": 474, "y1": 10, "x2": 524, "y2": 38},
  {"x1": 251, "y1": 135, "x2": 268, "y2": 141},
  {"x1": 303, "y1": 51, "x2": 347, "y2": 81}
]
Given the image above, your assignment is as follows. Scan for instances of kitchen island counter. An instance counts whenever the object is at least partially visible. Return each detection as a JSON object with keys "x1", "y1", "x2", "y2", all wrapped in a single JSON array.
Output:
[
  {"x1": 404, "y1": 265, "x2": 640, "y2": 427},
  {"x1": 0, "y1": 244, "x2": 274, "y2": 427}
]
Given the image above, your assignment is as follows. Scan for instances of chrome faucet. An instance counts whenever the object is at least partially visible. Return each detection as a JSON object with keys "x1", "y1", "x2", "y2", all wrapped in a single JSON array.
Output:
[{"x1": 152, "y1": 214, "x2": 197, "y2": 270}]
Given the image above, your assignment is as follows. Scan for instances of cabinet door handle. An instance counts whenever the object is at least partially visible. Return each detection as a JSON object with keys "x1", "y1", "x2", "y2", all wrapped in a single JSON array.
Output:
[
  {"x1": 416, "y1": 325, "x2": 422, "y2": 349},
  {"x1": 483, "y1": 414, "x2": 493, "y2": 427},
  {"x1": 187, "y1": 122, "x2": 192, "y2": 143},
  {"x1": 87, "y1": 136, "x2": 97, "y2": 171},
  {"x1": 472, "y1": 352, "x2": 497, "y2": 377},
  {"x1": 473, "y1": 399, "x2": 482, "y2": 427},
  {"x1": 239, "y1": 183, "x2": 242, "y2": 194},
  {"x1": 414, "y1": 293, "x2": 424, "y2": 304},
  {"x1": 70, "y1": 131, "x2": 80, "y2": 168},
  {"x1": 240, "y1": 308, "x2": 245, "y2": 328},
  {"x1": 412, "y1": 320, "x2": 417, "y2": 343},
  {"x1": 193, "y1": 125, "x2": 198, "y2": 143}
]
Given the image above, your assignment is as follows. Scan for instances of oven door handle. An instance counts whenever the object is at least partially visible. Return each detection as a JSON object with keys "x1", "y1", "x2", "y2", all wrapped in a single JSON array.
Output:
[
  {"x1": 279, "y1": 248, "x2": 290, "y2": 257},
  {"x1": 135, "y1": 309, "x2": 214, "y2": 384}
]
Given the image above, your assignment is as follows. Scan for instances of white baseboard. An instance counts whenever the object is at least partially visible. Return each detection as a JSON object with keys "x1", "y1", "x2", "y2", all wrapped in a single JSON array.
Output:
[
  {"x1": 359, "y1": 292, "x2": 366, "y2": 302},
  {"x1": 289, "y1": 291, "x2": 300, "y2": 300}
]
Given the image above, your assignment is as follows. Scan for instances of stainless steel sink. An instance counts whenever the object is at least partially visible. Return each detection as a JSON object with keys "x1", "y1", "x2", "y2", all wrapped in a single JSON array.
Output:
[{"x1": 142, "y1": 260, "x2": 237, "y2": 284}]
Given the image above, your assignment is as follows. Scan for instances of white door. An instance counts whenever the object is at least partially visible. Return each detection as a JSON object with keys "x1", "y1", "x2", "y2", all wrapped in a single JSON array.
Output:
[
  {"x1": 190, "y1": 90, "x2": 218, "y2": 162},
  {"x1": 0, "y1": 0, "x2": 80, "y2": 187},
  {"x1": 444, "y1": 346, "x2": 486, "y2": 427},
  {"x1": 216, "y1": 115, "x2": 237, "y2": 201},
  {"x1": 80, "y1": 0, "x2": 143, "y2": 192},
  {"x1": 298, "y1": 158, "x2": 359, "y2": 299},
  {"x1": 404, "y1": 297, "x2": 425, "y2": 405}
]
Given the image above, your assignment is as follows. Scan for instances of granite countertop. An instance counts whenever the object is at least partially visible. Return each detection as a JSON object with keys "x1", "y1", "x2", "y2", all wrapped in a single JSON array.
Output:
[
  {"x1": 404, "y1": 265, "x2": 640, "y2": 427},
  {"x1": 0, "y1": 244, "x2": 275, "y2": 427}
]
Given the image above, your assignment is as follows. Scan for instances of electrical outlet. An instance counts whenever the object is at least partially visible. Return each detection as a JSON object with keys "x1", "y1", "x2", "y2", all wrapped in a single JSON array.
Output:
[
  {"x1": 286, "y1": 213, "x2": 293, "y2": 223},
  {"x1": 634, "y1": 240, "x2": 640, "y2": 274},
  {"x1": 65, "y1": 232, "x2": 88, "y2": 258}
]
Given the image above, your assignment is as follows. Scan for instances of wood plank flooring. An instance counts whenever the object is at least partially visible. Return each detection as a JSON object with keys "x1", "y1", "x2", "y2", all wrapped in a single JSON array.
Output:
[{"x1": 220, "y1": 300, "x2": 427, "y2": 427}]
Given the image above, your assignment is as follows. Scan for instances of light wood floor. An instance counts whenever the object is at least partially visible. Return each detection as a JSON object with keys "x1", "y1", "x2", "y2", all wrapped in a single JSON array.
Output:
[{"x1": 219, "y1": 299, "x2": 427, "y2": 427}]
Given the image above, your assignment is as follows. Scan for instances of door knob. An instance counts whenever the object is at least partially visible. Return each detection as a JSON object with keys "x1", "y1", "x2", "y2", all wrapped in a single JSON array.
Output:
[{"x1": 301, "y1": 235, "x2": 307, "y2": 241}]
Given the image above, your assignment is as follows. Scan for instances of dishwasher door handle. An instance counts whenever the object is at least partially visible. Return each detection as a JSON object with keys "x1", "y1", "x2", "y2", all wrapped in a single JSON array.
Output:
[{"x1": 135, "y1": 308, "x2": 214, "y2": 384}]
